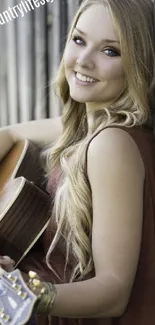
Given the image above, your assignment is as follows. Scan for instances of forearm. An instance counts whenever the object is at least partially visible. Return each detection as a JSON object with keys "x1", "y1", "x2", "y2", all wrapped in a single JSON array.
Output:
[
  {"x1": 48, "y1": 276, "x2": 125, "y2": 318},
  {"x1": 1, "y1": 117, "x2": 62, "y2": 147}
]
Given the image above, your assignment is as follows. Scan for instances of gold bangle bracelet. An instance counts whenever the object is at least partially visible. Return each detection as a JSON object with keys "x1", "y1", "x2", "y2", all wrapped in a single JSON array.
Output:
[{"x1": 35, "y1": 282, "x2": 57, "y2": 315}]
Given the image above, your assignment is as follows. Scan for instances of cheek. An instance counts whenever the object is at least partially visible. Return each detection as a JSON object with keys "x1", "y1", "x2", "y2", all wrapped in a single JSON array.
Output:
[
  {"x1": 99, "y1": 59, "x2": 125, "y2": 82},
  {"x1": 64, "y1": 44, "x2": 77, "y2": 70}
]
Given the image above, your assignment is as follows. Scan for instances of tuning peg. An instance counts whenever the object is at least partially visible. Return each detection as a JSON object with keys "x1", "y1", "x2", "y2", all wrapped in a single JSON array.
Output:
[
  {"x1": 19, "y1": 292, "x2": 28, "y2": 300},
  {"x1": 17, "y1": 290, "x2": 27, "y2": 300},
  {"x1": 2, "y1": 314, "x2": 10, "y2": 323},
  {"x1": 12, "y1": 283, "x2": 22, "y2": 291},
  {"x1": 0, "y1": 310, "x2": 10, "y2": 323},
  {"x1": 7, "y1": 274, "x2": 17, "y2": 283}
]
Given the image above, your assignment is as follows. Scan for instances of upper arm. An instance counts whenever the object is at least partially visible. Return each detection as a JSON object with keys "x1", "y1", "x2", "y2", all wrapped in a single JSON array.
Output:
[
  {"x1": 1, "y1": 117, "x2": 63, "y2": 147},
  {"x1": 87, "y1": 128, "x2": 145, "y2": 307}
]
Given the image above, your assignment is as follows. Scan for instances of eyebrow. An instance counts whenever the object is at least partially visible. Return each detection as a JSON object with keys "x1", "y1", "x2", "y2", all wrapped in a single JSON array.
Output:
[{"x1": 74, "y1": 27, "x2": 120, "y2": 44}]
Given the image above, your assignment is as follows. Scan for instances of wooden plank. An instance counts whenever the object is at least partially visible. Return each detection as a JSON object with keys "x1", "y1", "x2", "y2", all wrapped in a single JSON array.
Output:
[
  {"x1": 68, "y1": 0, "x2": 78, "y2": 25},
  {"x1": 34, "y1": 5, "x2": 47, "y2": 120},
  {"x1": 47, "y1": 0, "x2": 61, "y2": 117},
  {"x1": 4, "y1": 0, "x2": 19, "y2": 125},
  {"x1": 16, "y1": 9, "x2": 35, "y2": 122},
  {"x1": 0, "y1": 1, "x2": 9, "y2": 126},
  {"x1": 0, "y1": 0, "x2": 81, "y2": 126}
]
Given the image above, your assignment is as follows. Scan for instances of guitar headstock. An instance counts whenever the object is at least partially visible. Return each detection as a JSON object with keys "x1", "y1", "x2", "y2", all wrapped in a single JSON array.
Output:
[{"x1": 0, "y1": 268, "x2": 37, "y2": 325}]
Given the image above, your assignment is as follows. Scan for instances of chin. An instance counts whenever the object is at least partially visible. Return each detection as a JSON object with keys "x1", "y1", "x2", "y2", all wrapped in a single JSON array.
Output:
[
  {"x1": 70, "y1": 92, "x2": 94, "y2": 103},
  {"x1": 71, "y1": 97, "x2": 86, "y2": 103}
]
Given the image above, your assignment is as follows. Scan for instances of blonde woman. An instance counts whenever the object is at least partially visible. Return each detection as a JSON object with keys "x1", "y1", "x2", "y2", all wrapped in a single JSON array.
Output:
[{"x1": 1, "y1": 0, "x2": 155, "y2": 324}]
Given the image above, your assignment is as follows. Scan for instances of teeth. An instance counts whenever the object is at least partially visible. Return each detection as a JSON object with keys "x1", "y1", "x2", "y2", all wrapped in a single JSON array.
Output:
[{"x1": 76, "y1": 72, "x2": 97, "y2": 83}]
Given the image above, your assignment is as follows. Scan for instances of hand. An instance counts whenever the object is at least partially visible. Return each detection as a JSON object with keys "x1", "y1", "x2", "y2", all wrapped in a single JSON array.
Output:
[{"x1": 0, "y1": 255, "x2": 15, "y2": 272}]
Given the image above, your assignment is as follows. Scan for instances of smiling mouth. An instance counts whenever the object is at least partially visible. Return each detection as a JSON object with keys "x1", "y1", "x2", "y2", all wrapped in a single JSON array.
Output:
[{"x1": 75, "y1": 72, "x2": 99, "y2": 83}]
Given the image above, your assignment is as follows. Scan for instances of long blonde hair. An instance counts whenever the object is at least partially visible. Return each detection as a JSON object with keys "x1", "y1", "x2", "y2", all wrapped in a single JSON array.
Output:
[{"x1": 45, "y1": 0, "x2": 155, "y2": 282}]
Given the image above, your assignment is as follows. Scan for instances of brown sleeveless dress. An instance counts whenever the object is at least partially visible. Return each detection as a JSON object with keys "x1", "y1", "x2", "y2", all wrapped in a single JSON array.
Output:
[{"x1": 20, "y1": 125, "x2": 155, "y2": 325}]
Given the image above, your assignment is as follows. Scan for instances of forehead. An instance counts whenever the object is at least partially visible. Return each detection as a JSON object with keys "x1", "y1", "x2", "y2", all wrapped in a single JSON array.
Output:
[{"x1": 75, "y1": 4, "x2": 119, "y2": 43}]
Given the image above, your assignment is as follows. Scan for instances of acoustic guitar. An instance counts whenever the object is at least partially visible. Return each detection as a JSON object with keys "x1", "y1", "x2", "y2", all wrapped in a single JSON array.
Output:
[{"x1": 0, "y1": 139, "x2": 52, "y2": 267}]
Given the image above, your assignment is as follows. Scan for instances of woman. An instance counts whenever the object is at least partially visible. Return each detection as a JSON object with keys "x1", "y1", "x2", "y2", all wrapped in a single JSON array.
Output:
[{"x1": 1, "y1": 0, "x2": 155, "y2": 324}]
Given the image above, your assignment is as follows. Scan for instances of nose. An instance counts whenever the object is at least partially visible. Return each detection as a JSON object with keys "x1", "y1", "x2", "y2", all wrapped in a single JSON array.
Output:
[{"x1": 76, "y1": 50, "x2": 95, "y2": 70}]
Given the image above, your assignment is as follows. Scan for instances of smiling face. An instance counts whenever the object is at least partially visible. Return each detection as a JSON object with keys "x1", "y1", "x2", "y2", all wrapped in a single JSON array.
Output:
[{"x1": 64, "y1": 4, "x2": 125, "y2": 110}]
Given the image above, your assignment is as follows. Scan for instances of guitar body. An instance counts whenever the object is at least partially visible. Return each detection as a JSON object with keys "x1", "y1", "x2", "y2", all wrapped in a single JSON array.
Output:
[
  {"x1": 0, "y1": 177, "x2": 51, "y2": 267},
  {"x1": 0, "y1": 139, "x2": 47, "y2": 192},
  {"x1": 0, "y1": 139, "x2": 51, "y2": 267}
]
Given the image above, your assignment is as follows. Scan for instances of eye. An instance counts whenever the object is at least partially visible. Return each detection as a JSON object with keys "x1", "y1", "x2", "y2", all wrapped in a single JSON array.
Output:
[
  {"x1": 103, "y1": 48, "x2": 120, "y2": 57},
  {"x1": 72, "y1": 36, "x2": 85, "y2": 46}
]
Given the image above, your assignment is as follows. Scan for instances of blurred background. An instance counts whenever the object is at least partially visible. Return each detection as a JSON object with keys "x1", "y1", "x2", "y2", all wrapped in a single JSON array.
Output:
[{"x1": 0, "y1": 0, "x2": 82, "y2": 126}]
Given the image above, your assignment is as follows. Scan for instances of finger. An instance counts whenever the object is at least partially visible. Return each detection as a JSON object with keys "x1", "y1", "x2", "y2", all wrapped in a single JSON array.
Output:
[
  {"x1": 28, "y1": 271, "x2": 40, "y2": 280},
  {"x1": 0, "y1": 256, "x2": 15, "y2": 265},
  {"x1": 28, "y1": 271, "x2": 45, "y2": 296},
  {"x1": 0, "y1": 264, "x2": 14, "y2": 272},
  {"x1": 0, "y1": 256, "x2": 15, "y2": 272}
]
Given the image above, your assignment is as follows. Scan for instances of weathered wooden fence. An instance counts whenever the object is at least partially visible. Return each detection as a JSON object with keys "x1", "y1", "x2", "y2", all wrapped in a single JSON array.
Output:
[{"x1": 0, "y1": 0, "x2": 81, "y2": 126}]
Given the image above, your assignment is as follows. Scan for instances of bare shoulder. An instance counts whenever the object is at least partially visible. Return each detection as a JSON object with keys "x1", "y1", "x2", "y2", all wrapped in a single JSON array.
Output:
[{"x1": 87, "y1": 127, "x2": 145, "y2": 180}]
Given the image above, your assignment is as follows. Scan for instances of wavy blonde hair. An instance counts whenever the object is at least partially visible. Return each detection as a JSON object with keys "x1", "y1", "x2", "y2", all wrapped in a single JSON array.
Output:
[{"x1": 45, "y1": 0, "x2": 155, "y2": 282}]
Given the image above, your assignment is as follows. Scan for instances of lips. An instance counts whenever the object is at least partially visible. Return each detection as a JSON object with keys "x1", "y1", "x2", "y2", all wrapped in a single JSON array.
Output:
[
  {"x1": 75, "y1": 71, "x2": 99, "y2": 82},
  {"x1": 74, "y1": 72, "x2": 98, "y2": 86}
]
